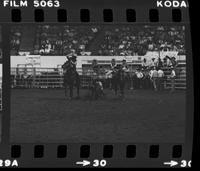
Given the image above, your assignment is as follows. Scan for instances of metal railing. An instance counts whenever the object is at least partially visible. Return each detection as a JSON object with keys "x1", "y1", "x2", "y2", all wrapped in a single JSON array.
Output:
[
  {"x1": 11, "y1": 67, "x2": 109, "y2": 89},
  {"x1": 11, "y1": 67, "x2": 186, "y2": 90},
  {"x1": 163, "y1": 66, "x2": 186, "y2": 89}
]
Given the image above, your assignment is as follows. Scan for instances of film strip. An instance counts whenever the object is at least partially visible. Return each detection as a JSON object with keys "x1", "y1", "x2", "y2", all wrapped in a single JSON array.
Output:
[{"x1": 0, "y1": 0, "x2": 194, "y2": 168}]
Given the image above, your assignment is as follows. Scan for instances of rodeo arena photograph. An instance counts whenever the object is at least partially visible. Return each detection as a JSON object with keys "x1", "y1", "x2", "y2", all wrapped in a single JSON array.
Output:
[{"x1": 10, "y1": 25, "x2": 186, "y2": 143}]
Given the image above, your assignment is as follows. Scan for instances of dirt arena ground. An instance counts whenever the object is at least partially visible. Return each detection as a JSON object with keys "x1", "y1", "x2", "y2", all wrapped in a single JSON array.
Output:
[{"x1": 10, "y1": 89, "x2": 186, "y2": 143}]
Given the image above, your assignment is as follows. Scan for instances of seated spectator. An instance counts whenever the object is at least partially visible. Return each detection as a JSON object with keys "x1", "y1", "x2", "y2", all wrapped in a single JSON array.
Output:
[
  {"x1": 98, "y1": 26, "x2": 185, "y2": 56},
  {"x1": 10, "y1": 26, "x2": 22, "y2": 54}
]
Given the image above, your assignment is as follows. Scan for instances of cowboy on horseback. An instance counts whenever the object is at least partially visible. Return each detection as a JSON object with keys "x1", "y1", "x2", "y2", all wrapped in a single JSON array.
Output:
[
  {"x1": 62, "y1": 50, "x2": 80, "y2": 99},
  {"x1": 63, "y1": 50, "x2": 77, "y2": 72}
]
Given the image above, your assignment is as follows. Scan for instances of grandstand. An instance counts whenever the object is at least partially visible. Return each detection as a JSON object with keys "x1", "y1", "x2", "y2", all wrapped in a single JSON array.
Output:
[
  {"x1": 11, "y1": 25, "x2": 100, "y2": 56},
  {"x1": 97, "y1": 26, "x2": 185, "y2": 56},
  {"x1": 10, "y1": 25, "x2": 185, "y2": 56}
]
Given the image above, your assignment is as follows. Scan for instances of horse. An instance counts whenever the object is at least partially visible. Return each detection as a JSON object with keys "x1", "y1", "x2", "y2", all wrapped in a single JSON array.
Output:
[{"x1": 62, "y1": 61, "x2": 80, "y2": 99}]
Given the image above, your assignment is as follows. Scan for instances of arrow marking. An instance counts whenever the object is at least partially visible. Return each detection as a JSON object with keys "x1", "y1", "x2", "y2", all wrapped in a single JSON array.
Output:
[
  {"x1": 76, "y1": 160, "x2": 91, "y2": 167},
  {"x1": 164, "y1": 160, "x2": 178, "y2": 167}
]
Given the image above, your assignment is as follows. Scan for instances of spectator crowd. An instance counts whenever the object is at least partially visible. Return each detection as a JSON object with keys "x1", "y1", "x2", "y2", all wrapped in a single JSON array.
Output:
[
  {"x1": 10, "y1": 26, "x2": 22, "y2": 55},
  {"x1": 33, "y1": 25, "x2": 99, "y2": 55},
  {"x1": 98, "y1": 26, "x2": 185, "y2": 56},
  {"x1": 10, "y1": 25, "x2": 185, "y2": 56}
]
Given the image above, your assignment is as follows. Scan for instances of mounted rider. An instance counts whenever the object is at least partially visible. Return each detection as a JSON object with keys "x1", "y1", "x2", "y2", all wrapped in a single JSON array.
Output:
[
  {"x1": 62, "y1": 50, "x2": 80, "y2": 99},
  {"x1": 62, "y1": 50, "x2": 77, "y2": 74}
]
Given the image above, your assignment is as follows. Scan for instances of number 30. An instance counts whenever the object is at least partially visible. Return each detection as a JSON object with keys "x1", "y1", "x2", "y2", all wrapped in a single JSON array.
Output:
[
  {"x1": 180, "y1": 160, "x2": 191, "y2": 168},
  {"x1": 93, "y1": 160, "x2": 107, "y2": 167}
]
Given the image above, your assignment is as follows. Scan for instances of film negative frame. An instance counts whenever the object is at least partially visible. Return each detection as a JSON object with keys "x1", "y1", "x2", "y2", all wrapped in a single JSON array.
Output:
[{"x1": 0, "y1": 0, "x2": 194, "y2": 168}]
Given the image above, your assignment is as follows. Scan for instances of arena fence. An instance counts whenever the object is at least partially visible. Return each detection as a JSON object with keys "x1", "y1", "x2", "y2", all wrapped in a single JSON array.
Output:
[
  {"x1": 164, "y1": 66, "x2": 186, "y2": 90},
  {"x1": 11, "y1": 66, "x2": 186, "y2": 90}
]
